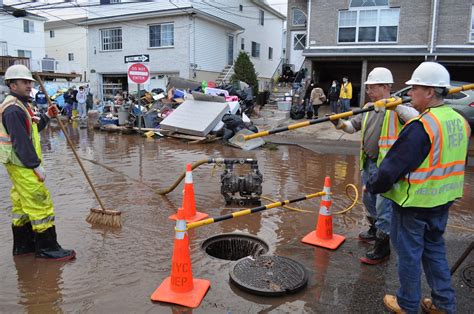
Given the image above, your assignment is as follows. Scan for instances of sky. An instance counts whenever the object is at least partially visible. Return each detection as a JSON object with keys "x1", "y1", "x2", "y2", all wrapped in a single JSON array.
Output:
[{"x1": 266, "y1": 0, "x2": 287, "y2": 16}]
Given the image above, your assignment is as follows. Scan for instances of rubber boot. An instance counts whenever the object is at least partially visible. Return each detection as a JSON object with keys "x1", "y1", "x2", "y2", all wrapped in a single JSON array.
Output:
[
  {"x1": 360, "y1": 230, "x2": 390, "y2": 265},
  {"x1": 34, "y1": 226, "x2": 76, "y2": 261},
  {"x1": 12, "y1": 222, "x2": 35, "y2": 256},
  {"x1": 359, "y1": 216, "x2": 376, "y2": 243}
]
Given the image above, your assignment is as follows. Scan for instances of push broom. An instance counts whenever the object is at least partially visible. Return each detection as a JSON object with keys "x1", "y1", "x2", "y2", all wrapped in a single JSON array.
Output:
[{"x1": 34, "y1": 74, "x2": 122, "y2": 228}]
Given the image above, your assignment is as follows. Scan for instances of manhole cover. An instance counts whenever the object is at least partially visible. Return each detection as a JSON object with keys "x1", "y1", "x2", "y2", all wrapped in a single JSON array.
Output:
[
  {"x1": 462, "y1": 265, "x2": 474, "y2": 288},
  {"x1": 229, "y1": 255, "x2": 308, "y2": 296},
  {"x1": 202, "y1": 233, "x2": 269, "y2": 261}
]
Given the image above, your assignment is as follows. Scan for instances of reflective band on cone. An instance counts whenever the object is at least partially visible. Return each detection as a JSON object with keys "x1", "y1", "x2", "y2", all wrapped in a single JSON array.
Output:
[
  {"x1": 301, "y1": 177, "x2": 345, "y2": 250},
  {"x1": 169, "y1": 163, "x2": 209, "y2": 222},
  {"x1": 151, "y1": 207, "x2": 210, "y2": 308}
]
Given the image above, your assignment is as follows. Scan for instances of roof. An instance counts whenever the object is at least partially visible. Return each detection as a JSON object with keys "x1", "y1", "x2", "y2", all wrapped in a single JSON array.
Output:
[
  {"x1": 251, "y1": 0, "x2": 286, "y2": 20},
  {"x1": 45, "y1": 18, "x2": 86, "y2": 30},
  {"x1": 1, "y1": 4, "x2": 47, "y2": 21},
  {"x1": 79, "y1": 6, "x2": 244, "y2": 31}
]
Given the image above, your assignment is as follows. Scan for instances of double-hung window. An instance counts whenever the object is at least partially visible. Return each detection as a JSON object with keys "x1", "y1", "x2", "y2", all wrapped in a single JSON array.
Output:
[
  {"x1": 23, "y1": 20, "x2": 34, "y2": 33},
  {"x1": 18, "y1": 50, "x2": 32, "y2": 58},
  {"x1": 338, "y1": 0, "x2": 399, "y2": 43},
  {"x1": 251, "y1": 41, "x2": 260, "y2": 58},
  {"x1": 100, "y1": 28, "x2": 122, "y2": 51},
  {"x1": 149, "y1": 23, "x2": 174, "y2": 48}
]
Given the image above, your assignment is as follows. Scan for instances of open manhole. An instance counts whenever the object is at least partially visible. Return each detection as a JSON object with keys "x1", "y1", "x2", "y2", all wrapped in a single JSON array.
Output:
[
  {"x1": 229, "y1": 255, "x2": 308, "y2": 296},
  {"x1": 202, "y1": 233, "x2": 269, "y2": 261}
]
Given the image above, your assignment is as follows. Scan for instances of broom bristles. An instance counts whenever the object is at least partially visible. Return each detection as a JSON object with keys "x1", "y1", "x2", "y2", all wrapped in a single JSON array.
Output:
[{"x1": 86, "y1": 208, "x2": 122, "y2": 228}]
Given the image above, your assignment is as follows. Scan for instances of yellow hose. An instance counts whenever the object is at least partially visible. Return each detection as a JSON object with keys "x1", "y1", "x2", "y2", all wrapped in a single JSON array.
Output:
[
  {"x1": 261, "y1": 183, "x2": 359, "y2": 215},
  {"x1": 157, "y1": 159, "x2": 210, "y2": 195}
]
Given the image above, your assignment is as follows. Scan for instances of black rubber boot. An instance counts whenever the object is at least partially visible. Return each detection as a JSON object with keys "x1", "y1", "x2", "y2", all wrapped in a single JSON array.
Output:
[
  {"x1": 34, "y1": 226, "x2": 76, "y2": 261},
  {"x1": 358, "y1": 216, "x2": 376, "y2": 243},
  {"x1": 12, "y1": 222, "x2": 35, "y2": 256},
  {"x1": 360, "y1": 230, "x2": 390, "y2": 265}
]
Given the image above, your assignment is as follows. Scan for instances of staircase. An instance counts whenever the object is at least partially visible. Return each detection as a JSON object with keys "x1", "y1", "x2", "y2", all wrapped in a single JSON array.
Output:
[{"x1": 216, "y1": 64, "x2": 234, "y2": 85}]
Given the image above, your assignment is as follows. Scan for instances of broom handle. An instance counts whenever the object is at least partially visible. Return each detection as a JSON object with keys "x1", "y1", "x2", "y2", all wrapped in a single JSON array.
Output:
[{"x1": 34, "y1": 74, "x2": 107, "y2": 212}]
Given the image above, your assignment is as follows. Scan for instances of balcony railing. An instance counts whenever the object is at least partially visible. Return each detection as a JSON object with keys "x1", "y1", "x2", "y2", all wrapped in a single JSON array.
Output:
[
  {"x1": 0, "y1": 56, "x2": 30, "y2": 74},
  {"x1": 30, "y1": 58, "x2": 82, "y2": 74}
]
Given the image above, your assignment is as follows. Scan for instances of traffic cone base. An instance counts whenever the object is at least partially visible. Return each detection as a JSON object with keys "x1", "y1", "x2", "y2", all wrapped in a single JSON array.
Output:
[
  {"x1": 150, "y1": 276, "x2": 210, "y2": 308},
  {"x1": 168, "y1": 211, "x2": 208, "y2": 223},
  {"x1": 301, "y1": 230, "x2": 345, "y2": 250}
]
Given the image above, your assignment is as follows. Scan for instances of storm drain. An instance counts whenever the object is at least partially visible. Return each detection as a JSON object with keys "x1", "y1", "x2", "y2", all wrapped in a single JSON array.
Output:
[
  {"x1": 229, "y1": 255, "x2": 308, "y2": 296},
  {"x1": 202, "y1": 233, "x2": 269, "y2": 261}
]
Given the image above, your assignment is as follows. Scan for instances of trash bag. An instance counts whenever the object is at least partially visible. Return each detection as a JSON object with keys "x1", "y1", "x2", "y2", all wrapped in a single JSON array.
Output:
[
  {"x1": 290, "y1": 102, "x2": 305, "y2": 120},
  {"x1": 151, "y1": 88, "x2": 164, "y2": 94},
  {"x1": 222, "y1": 113, "x2": 246, "y2": 131}
]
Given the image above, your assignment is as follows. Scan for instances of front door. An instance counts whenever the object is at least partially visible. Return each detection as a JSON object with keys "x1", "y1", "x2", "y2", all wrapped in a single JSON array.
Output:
[{"x1": 227, "y1": 35, "x2": 234, "y2": 65}]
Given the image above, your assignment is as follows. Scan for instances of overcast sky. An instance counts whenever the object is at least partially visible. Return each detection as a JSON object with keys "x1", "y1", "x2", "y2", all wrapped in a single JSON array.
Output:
[{"x1": 266, "y1": 0, "x2": 287, "y2": 16}]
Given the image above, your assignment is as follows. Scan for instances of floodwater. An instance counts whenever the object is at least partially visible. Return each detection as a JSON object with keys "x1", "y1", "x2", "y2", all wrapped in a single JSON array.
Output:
[{"x1": 0, "y1": 122, "x2": 473, "y2": 313}]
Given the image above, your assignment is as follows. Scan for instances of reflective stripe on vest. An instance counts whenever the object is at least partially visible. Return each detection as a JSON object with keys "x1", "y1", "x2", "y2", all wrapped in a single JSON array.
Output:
[
  {"x1": 377, "y1": 110, "x2": 403, "y2": 166},
  {"x1": 30, "y1": 215, "x2": 55, "y2": 226},
  {"x1": 383, "y1": 106, "x2": 468, "y2": 208}
]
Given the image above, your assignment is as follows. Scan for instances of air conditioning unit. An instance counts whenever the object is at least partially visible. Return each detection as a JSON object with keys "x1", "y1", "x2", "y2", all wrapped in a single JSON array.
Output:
[{"x1": 41, "y1": 58, "x2": 55, "y2": 72}]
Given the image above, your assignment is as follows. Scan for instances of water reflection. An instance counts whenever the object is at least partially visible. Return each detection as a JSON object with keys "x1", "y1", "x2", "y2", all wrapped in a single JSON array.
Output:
[{"x1": 14, "y1": 256, "x2": 67, "y2": 313}]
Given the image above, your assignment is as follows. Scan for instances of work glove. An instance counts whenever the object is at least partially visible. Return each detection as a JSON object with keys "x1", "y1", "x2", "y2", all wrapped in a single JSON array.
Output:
[
  {"x1": 33, "y1": 165, "x2": 46, "y2": 182},
  {"x1": 46, "y1": 105, "x2": 59, "y2": 118}
]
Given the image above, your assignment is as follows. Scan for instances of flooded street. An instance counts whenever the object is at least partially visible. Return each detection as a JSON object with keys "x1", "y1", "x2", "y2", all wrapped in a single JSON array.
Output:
[{"x1": 1, "y1": 123, "x2": 473, "y2": 313}]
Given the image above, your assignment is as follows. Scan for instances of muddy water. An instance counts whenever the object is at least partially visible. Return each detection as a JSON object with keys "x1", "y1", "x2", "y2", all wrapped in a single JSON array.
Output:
[{"x1": 0, "y1": 123, "x2": 472, "y2": 313}]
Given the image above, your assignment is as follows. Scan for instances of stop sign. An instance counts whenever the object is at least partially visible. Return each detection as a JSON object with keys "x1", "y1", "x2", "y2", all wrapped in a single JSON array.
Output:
[{"x1": 127, "y1": 63, "x2": 150, "y2": 84}]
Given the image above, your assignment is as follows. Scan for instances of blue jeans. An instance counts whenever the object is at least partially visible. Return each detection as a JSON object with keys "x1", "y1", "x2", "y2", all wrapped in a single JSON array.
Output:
[
  {"x1": 361, "y1": 158, "x2": 392, "y2": 234},
  {"x1": 391, "y1": 205, "x2": 455, "y2": 314},
  {"x1": 329, "y1": 100, "x2": 338, "y2": 113},
  {"x1": 341, "y1": 98, "x2": 351, "y2": 112}
]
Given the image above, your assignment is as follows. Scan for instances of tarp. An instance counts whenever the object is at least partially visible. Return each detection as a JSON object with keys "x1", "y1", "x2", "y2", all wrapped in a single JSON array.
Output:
[{"x1": 160, "y1": 99, "x2": 229, "y2": 137}]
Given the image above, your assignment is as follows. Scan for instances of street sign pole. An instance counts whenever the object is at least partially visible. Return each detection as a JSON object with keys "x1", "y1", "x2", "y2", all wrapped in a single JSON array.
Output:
[{"x1": 138, "y1": 83, "x2": 142, "y2": 132}]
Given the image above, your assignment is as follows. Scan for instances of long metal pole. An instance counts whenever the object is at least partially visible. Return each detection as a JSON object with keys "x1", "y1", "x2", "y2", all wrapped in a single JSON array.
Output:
[
  {"x1": 137, "y1": 83, "x2": 142, "y2": 132},
  {"x1": 186, "y1": 191, "x2": 326, "y2": 230}
]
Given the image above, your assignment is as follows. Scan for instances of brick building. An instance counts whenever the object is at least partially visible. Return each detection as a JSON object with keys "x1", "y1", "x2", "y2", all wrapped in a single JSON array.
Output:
[{"x1": 286, "y1": 0, "x2": 474, "y2": 106}]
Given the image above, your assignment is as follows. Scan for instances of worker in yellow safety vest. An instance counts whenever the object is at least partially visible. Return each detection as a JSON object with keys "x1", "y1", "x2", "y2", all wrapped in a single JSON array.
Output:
[
  {"x1": 332, "y1": 67, "x2": 418, "y2": 265},
  {"x1": 0, "y1": 64, "x2": 75, "y2": 261},
  {"x1": 366, "y1": 62, "x2": 470, "y2": 314}
]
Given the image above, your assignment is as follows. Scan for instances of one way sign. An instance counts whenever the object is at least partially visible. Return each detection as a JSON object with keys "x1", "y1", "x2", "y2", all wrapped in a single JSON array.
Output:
[{"x1": 124, "y1": 54, "x2": 150, "y2": 63}]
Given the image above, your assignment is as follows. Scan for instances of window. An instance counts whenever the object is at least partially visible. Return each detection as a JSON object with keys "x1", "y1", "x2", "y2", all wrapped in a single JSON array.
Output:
[
  {"x1": 241, "y1": 38, "x2": 245, "y2": 50},
  {"x1": 239, "y1": 4, "x2": 243, "y2": 12},
  {"x1": 0, "y1": 41, "x2": 7, "y2": 56},
  {"x1": 149, "y1": 23, "x2": 174, "y2": 48},
  {"x1": 49, "y1": 30, "x2": 55, "y2": 38},
  {"x1": 350, "y1": 0, "x2": 388, "y2": 7},
  {"x1": 17, "y1": 50, "x2": 32, "y2": 58},
  {"x1": 68, "y1": 53, "x2": 74, "y2": 61},
  {"x1": 338, "y1": 7, "x2": 399, "y2": 43},
  {"x1": 292, "y1": 8, "x2": 307, "y2": 26},
  {"x1": 293, "y1": 33, "x2": 306, "y2": 50},
  {"x1": 470, "y1": 6, "x2": 474, "y2": 42},
  {"x1": 110, "y1": 0, "x2": 121, "y2": 3},
  {"x1": 251, "y1": 41, "x2": 260, "y2": 58},
  {"x1": 23, "y1": 20, "x2": 34, "y2": 33},
  {"x1": 268, "y1": 47, "x2": 273, "y2": 60},
  {"x1": 259, "y1": 9, "x2": 264, "y2": 26},
  {"x1": 100, "y1": 28, "x2": 122, "y2": 51}
]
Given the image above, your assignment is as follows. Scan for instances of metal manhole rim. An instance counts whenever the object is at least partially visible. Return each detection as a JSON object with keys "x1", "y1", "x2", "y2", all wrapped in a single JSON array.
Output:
[{"x1": 201, "y1": 232, "x2": 270, "y2": 261}]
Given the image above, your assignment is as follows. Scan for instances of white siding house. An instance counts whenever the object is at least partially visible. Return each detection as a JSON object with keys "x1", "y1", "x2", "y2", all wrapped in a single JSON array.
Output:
[
  {"x1": 0, "y1": 5, "x2": 47, "y2": 63},
  {"x1": 44, "y1": 19, "x2": 87, "y2": 79},
  {"x1": 81, "y1": 0, "x2": 285, "y2": 99}
]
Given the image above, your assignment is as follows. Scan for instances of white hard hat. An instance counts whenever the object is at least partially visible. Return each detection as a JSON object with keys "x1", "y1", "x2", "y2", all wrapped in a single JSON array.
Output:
[
  {"x1": 4, "y1": 64, "x2": 35, "y2": 82},
  {"x1": 405, "y1": 62, "x2": 450, "y2": 88},
  {"x1": 364, "y1": 67, "x2": 394, "y2": 85}
]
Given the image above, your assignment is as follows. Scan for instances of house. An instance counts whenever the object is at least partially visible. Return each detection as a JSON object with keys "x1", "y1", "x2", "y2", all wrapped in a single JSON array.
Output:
[
  {"x1": 0, "y1": 4, "x2": 47, "y2": 75},
  {"x1": 44, "y1": 18, "x2": 87, "y2": 81},
  {"x1": 286, "y1": 0, "x2": 474, "y2": 106},
  {"x1": 80, "y1": 0, "x2": 286, "y2": 100}
]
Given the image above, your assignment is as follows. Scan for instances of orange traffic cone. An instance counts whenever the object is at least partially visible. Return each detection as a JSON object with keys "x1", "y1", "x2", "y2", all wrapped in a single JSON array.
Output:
[
  {"x1": 169, "y1": 164, "x2": 208, "y2": 222},
  {"x1": 301, "y1": 176, "x2": 345, "y2": 250},
  {"x1": 151, "y1": 207, "x2": 210, "y2": 308}
]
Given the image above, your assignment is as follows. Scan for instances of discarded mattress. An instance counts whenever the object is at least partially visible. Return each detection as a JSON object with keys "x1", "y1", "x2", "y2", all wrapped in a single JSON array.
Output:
[{"x1": 160, "y1": 99, "x2": 230, "y2": 137}]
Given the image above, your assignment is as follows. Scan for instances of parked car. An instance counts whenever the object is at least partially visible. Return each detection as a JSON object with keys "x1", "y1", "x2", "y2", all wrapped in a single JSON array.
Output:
[{"x1": 393, "y1": 81, "x2": 474, "y2": 128}]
